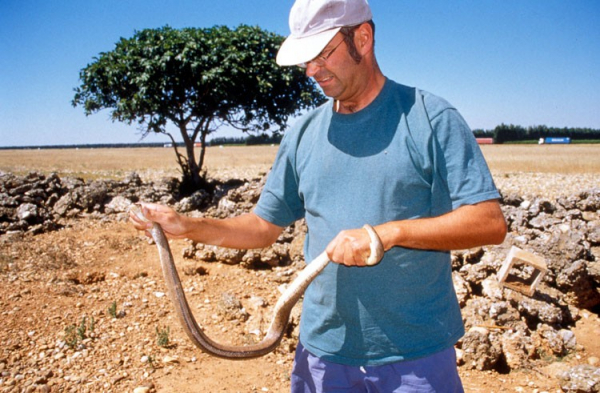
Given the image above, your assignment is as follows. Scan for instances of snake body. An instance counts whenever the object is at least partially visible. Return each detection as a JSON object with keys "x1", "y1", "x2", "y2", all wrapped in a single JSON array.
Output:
[{"x1": 131, "y1": 205, "x2": 384, "y2": 359}]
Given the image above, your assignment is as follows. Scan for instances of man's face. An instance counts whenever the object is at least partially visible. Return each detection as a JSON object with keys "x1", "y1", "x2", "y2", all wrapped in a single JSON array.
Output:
[{"x1": 304, "y1": 33, "x2": 362, "y2": 102}]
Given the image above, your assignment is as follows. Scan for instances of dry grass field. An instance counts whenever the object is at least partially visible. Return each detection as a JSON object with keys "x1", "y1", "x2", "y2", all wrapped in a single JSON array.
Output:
[
  {"x1": 1, "y1": 144, "x2": 598, "y2": 181},
  {"x1": 479, "y1": 144, "x2": 600, "y2": 174},
  {"x1": 0, "y1": 145, "x2": 279, "y2": 181}
]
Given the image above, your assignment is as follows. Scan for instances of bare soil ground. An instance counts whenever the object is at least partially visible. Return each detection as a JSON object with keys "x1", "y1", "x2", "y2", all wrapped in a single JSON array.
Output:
[{"x1": 1, "y1": 145, "x2": 599, "y2": 393}]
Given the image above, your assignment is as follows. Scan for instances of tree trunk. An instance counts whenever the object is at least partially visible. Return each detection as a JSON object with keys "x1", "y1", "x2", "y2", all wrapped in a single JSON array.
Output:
[
  {"x1": 185, "y1": 140, "x2": 203, "y2": 189},
  {"x1": 178, "y1": 123, "x2": 203, "y2": 190},
  {"x1": 198, "y1": 129, "x2": 208, "y2": 173}
]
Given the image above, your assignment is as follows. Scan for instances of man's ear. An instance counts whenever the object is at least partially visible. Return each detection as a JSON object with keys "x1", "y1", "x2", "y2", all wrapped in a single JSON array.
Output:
[{"x1": 354, "y1": 22, "x2": 374, "y2": 55}]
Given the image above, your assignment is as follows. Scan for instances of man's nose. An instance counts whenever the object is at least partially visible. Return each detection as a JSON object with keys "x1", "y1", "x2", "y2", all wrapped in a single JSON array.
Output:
[{"x1": 304, "y1": 61, "x2": 320, "y2": 78}]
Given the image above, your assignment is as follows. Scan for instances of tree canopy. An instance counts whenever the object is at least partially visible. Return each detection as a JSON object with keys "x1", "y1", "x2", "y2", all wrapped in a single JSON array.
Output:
[{"x1": 73, "y1": 25, "x2": 325, "y2": 189}]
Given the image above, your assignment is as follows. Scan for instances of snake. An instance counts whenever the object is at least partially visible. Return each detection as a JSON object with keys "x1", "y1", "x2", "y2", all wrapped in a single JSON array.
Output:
[{"x1": 130, "y1": 204, "x2": 384, "y2": 359}]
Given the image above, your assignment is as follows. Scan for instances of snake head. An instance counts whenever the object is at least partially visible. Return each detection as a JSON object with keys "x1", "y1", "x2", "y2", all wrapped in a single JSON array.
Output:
[{"x1": 129, "y1": 203, "x2": 151, "y2": 223}]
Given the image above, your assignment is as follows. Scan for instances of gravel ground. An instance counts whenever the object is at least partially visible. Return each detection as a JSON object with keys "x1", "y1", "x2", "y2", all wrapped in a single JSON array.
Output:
[
  {"x1": 1, "y1": 170, "x2": 599, "y2": 393},
  {"x1": 492, "y1": 172, "x2": 598, "y2": 200}
]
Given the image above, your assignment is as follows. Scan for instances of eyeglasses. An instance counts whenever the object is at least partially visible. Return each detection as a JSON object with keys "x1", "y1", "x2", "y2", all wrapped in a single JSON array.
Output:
[{"x1": 299, "y1": 38, "x2": 345, "y2": 68}]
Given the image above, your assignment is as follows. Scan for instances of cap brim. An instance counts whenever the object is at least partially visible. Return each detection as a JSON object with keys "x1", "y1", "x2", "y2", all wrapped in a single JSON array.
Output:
[{"x1": 276, "y1": 27, "x2": 340, "y2": 66}]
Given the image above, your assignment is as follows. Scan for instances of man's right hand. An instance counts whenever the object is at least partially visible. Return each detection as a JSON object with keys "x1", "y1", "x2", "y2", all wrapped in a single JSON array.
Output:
[
  {"x1": 130, "y1": 203, "x2": 284, "y2": 250},
  {"x1": 129, "y1": 203, "x2": 189, "y2": 239}
]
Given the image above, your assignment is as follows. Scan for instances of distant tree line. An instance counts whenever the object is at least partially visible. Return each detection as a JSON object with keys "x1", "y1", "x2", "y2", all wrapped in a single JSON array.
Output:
[
  {"x1": 0, "y1": 133, "x2": 283, "y2": 150},
  {"x1": 0, "y1": 142, "x2": 170, "y2": 151},
  {"x1": 209, "y1": 132, "x2": 283, "y2": 146},
  {"x1": 473, "y1": 124, "x2": 600, "y2": 144}
]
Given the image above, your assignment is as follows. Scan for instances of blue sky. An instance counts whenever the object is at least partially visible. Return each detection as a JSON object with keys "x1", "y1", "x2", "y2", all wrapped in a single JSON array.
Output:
[{"x1": 1, "y1": 1, "x2": 599, "y2": 147}]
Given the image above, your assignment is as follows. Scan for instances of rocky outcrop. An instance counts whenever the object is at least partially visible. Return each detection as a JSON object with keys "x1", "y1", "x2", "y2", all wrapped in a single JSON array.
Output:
[
  {"x1": 1, "y1": 171, "x2": 223, "y2": 234},
  {"x1": 453, "y1": 190, "x2": 599, "y2": 372},
  {"x1": 1, "y1": 171, "x2": 599, "y2": 374}
]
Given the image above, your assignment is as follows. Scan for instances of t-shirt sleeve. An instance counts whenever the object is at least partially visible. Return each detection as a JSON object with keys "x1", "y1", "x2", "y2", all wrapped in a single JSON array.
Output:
[
  {"x1": 428, "y1": 103, "x2": 501, "y2": 210},
  {"x1": 254, "y1": 133, "x2": 305, "y2": 227}
]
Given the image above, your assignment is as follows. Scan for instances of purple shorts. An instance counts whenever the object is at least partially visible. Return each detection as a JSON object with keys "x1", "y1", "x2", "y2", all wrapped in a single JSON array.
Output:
[{"x1": 291, "y1": 343, "x2": 464, "y2": 393}]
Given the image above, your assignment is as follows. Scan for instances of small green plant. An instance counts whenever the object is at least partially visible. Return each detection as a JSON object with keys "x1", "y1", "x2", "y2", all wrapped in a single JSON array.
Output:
[
  {"x1": 156, "y1": 326, "x2": 170, "y2": 348},
  {"x1": 64, "y1": 316, "x2": 95, "y2": 348},
  {"x1": 108, "y1": 301, "x2": 118, "y2": 318},
  {"x1": 64, "y1": 325, "x2": 78, "y2": 348},
  {"x1": 77, "y1": 316, "x2": 94, "y2": 340},
  {"x1": 535, "y1": 347, "x2": 569, "y2": 363},
  {"x1": 144, "y1": 354, "x2": 157, "y2": 369}
]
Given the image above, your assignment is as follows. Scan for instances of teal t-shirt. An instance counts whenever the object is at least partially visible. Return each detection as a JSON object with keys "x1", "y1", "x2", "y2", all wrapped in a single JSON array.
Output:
[{"x1": 254, "y1": 79, "x2": 500, "y2": 366}]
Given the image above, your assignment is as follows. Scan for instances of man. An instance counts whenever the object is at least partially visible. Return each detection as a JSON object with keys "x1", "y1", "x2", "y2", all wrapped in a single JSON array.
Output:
[{"x1": 131, "y1": 0, "x2": 507, "y2": 391}]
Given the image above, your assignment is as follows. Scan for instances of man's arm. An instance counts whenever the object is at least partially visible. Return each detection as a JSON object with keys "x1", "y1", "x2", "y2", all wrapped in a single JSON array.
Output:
[
  {"x1": 130, "y1": 203, "x2": 285, "y2": 249},
  {"x1": 326, "y1": 199, "x2": 507, "y2": 266}
]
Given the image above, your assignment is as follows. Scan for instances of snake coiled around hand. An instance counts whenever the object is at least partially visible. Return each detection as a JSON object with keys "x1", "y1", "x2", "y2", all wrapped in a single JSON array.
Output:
[{"x1": 130, "y1": 205, "x2": 384, "y2": 359}]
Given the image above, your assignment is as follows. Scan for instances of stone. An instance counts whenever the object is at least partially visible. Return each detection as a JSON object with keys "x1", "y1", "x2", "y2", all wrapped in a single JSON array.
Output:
[
  {"x1": 558, "y1": 365, "x2": 600, "y2": 393},
  {"x1": 219, "y1": 292, "x2": 249, "y2": 322},
  {"x1": 162, "y1": 356, "x2": 179, "y2": 365},
  {"x1": 481, "y1": 278, "x2": 503, "y2": 301},
  {"x1": 501, "y1": 330, "x2": 533, "y2": 370},
  {"x1": 104, "y1": 195, "x2": 132, "y2": 214},
  {"x1": 452, "y1": 272, "x2": 471, "y2": 307},
  {"x1": 559, "y1": 329, "x2": 577, "y2": 351},
  {"x1": 556, "y1": 260, "x2": 600, "y2": 309},
  {"x1": 16, "y1": 203, "x2": 38, "y2": 222},
  {"x1": 459, "y1": 328, "x2": 502, "y2": 371},
  {"x1": 534, "y1": 324, "x2": 566, "y2": 356}
]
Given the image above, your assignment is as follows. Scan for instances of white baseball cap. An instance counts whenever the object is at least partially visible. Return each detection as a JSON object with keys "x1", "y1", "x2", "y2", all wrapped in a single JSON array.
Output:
[{"x1": 276, "y1": 0, "x2": 372, "y2": 66}]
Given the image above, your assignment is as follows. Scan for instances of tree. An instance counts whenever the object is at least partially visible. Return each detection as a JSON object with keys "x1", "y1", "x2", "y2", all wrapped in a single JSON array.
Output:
[
  {"x1": 73, "y1": 25, "x2": 325, "y2": 190},
  {"x1": 493, "y1": 123, "x2": 526, "y2": 144}
]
